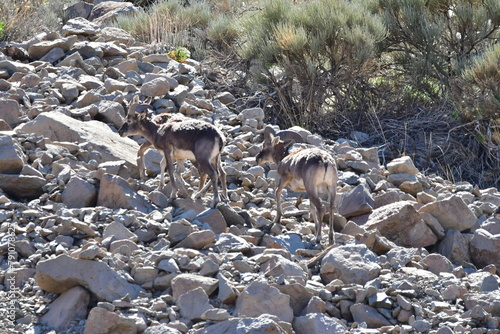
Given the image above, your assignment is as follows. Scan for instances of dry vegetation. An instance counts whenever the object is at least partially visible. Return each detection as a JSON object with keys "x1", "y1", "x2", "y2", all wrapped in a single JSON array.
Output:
[{"x1": 1, "y1": 0, "x2": 499, "y2": 188}]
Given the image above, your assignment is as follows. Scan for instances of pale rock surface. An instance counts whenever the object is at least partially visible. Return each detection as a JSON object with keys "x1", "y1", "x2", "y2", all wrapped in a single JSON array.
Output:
[
  {"x1": 0, "y1": 99, "x2": 22, "y2": 128},
  {"x1": 40, "y1": 286, "x2": 90, "y2": 330},
  {"x1": 464, "y1": 290, "x2": 500, "y2": 317},
  {"x1": 174, "y1": 229, "x2": 216, "y2": 250},
  {"x1": 350, "y1": 303, "x2": 392, "y2": 328},
  {"x1": 0, "y1": 134, "x2": 26, "y2": 174},
  {"x1": 140, "y1": 77, "x2": 171, "y2": 97},
  {"x1": 103, "y1": 221, "x2": 138, "y2": 242},
  {"x1": 387, "y1": 156, "x2": 419, "y2": 175},
  {"x1": 320, "y1": 244, "x2": 381, "y2": 285},
  {"x1": 177, "y1": 287, "x2": 214, "y2": 321},
  {"x1": 62, "y1": 17, "x2": 101, "y2": 36},
  {"x1": 193, "y1": 316, "x2": 288, "y2": 334},
  {"x1": 84, "y1": 307, "x2": 138, "y2": 334},
  {"x1": 470, "y1": 229, "x2": 500, "y2": 273},
  {"x1": 234, "y1": 280, "x2": 294, "y2": 322},
  {"x1": 97, "y1": 173, "x2": 153, "y2": 212},
  {"x1": 293, "y1": 313, "x2": 347, "y2": 334},
  {"x1": 419, "y1": 194, "x2": 477, "y2": 231},
  {"x1": 61, "y1": 175, "x2": 97, "y2": 208},
  {"x1": 271, "y1": 284, "x2": 313, "y2": 317},
  {"x1": 420, "y1": 253, "x2": 454, "y2": 275},
  {"x1": 16, "y1": 111, "x2": 139, "y2": 175},
  {"x1": 365, "y1": 201, "x2": 438, "y2": 247},
  {"x1": 338, "y1": 183, "x2": 374, "y2": 218},
  {"x1": 170, "y1": 273, "x2": 218, "y2": 300},
  {"x1": 35, "y1": 254, "x2": 143, "y2": 302},
  {"x1": 0, "y1": 174, "x2": 46, "y2": 199}
]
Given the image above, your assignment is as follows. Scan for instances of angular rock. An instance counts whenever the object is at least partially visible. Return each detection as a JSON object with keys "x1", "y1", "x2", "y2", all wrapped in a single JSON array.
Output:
[
  {"x1": 194, "y1": 208, "x2": 227, "y2": 234},
  {"x1": 84, "y1": 307, "x2": 137, "y2": 334},
  {"x1": 261, "y1": 255, "x2": 307, "y2": 281},
  {"x1": 99, "y1": 27, "x2": 135, "y2": 46},
  {"x1": 470, "y1": 229, "x2": 500, "y2": 273},
  {"x1": 194, "y1": 317, "x2": 288, "y2": 334},
  {"x1": 365, "y1": 201, "x2": 438, "y2": 247},
  {"x1": 171, "y1": 274, "x2": 218, "y2": 300},
  {"x1": 16, "y1": 111, "x2": 139, "y2": 176},
  {"x1": 64, "y1": 1, "x2": 93, "y2": 20},
  {"x1": 234, "y1": 280, "x2": 293, "y2": 322},
  {"x1": 89, "y1": 1, "x2": 137, "y2": 25},
  {"x1": 143, "y1": 325, "x2": 182, "y2": 334},
  {"x1": 0, "y1": 174, "x2": 46, "y2": 200},
  {"x1": 215, "y1": 233, "x2": 253, "y2": 253},
  {"x1": 438, "y1": 229, "x2": 472, "y2": 266},
  {"x1": 419, "y1": 195, "x2": 477, "y2": 231},
  {"x1": 273, "y1": 283, "x2": 314, "y2": 316},
  {"x1": 140, "y1": 77, "x2": 171, "y2": 97},
  {"x1": 97, "y1": 174, "x2": 153, "y2": 213},
  {"x1": 103, "y1": 221, "x2": 138, "y2": 242},
  {"x1": 27, "y1": 36, "x2": 77, "y2": 60},
  {"x1": 174, "y1": 230, "x2": 216, "y2": 250},
  {"x1": 387, "y1": 156, "x2": 419, "y2": 175},
  {"x1": 338, "y1": 183, "x2": 374, "y2": 218},
  {"x1": 0, "y1": 99, "x2": 22, "y2": 128},
  {"x1": 0, "y1": 134, "x2": 26, "y2": 174},
  {"x1": 350, "y1": 303, "x2": 392, "y2": 328},
  {"x1": 62, "y1": 17, "x2": 101, "y2": 36},
  {"x1": 464, "y1": 290, "x2": 500, "y2": 317},
  {"x1": 320, "y1": 244, "x2": 381, "y2": 285},
  {"x1": 94, "y1": 100, "x2": 125, "y2": 129},
  {"x1": 420, "y1": 253, "x2": 454, "y2": 275},
  {"x1": 61, "y1": 175, "x2": 97, "y2": 208},
  {"x1": 35, "y1": 254, "x2": 143, "y2": 302},
  {"x1": 177, "y1": 287, "x2": 214, "y2": 321},
  {"x1": 293, "y1": 313, "x2": 347, "y2": 334},
  {"x1": 217, "y1": 273, "x2": 238, "y2": 304},
  {"x1": 40, "y1": 286, "x2": 90, "y2": 330}
]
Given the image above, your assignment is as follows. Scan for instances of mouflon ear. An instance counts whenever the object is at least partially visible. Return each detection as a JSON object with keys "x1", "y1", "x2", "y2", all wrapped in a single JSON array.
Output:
[{"x1": 271, "y1": 134, "x2": 281, "y2": 146}]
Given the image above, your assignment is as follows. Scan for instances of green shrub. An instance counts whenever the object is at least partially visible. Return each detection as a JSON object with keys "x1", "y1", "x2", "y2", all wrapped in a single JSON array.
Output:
[
  {"x1": 167, "y1": 46, "x2": 190, "y2": 63},
  {"x1": 379, "y1": 0, "x2": 500, "y2": 99},
  {"x1": 238, "y1": 0, "x2": 386, "y2": 127},
  {"x1": 112, "y1": 0, "x2": 246, "y2": 58},
  {"x1": 0, "y1": 0, "x2": 77, "y2": 42}
]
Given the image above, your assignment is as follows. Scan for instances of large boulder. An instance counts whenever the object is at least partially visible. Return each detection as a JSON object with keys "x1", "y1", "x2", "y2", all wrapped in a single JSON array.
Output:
[
  {"x1": 0, "y1": 99, "x2": 22, "y2": 128},
  {"x1": 470, "y1": 229, "x2": 500, "y2": 274},
  {"x1": 293, "y1": 313, "x2": 347, "y2": 334},
  {"x1": 0, "y1": 174, "x2": 46, "y2": 200},
  {"x1": 419, "y1": 195, "x2": 477, "y2": 231},
  {"x1": 338, "y1": 183, "x2": 374, "y2": 218},
  {"x1": 0, "y1": 134, "x2": 26, "y2": 174},
  {"x1": 97, "y1": 173, "x2": 153, "y2": 213},
  {"x1": 194, "y1": 317, "x2": 288, "y2": 334},
  {"x1": 16, "y1": 111, "x2": 139, "y2": 177},
  {"x1": 364, "y1": 201, "x2": 438, "y2": 247},
  {"x1": 84, "y1": 307, "x2": 137, "y2": 334},
  {"x1": 35, "y1": 254, "x2": 143, "y2": 302},
  {"x1": 171, "y1": 274, "x2": 218, "y2": 300},
  {"x1": 234, "y1": 281, "x2": 294, "y2": 322},
  {"x1": 320, "y1": 244, "x2": 381, "y2": 285},
  {"x1": 40, "y1": 286, "x2": 90, "y2": 330}
]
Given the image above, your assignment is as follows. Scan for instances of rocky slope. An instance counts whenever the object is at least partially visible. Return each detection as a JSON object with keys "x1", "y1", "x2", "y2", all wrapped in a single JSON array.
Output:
[{"x1": 0, "y1": 11, "x2": 500, "y2": 334}]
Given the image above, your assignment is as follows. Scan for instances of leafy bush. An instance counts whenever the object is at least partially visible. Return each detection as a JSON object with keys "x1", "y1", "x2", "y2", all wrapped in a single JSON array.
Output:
[{"x1": 167, "y1": 46, "x2": 190, "y2": 63}]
